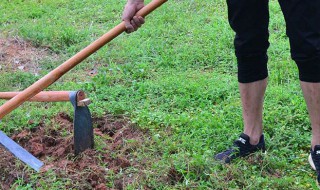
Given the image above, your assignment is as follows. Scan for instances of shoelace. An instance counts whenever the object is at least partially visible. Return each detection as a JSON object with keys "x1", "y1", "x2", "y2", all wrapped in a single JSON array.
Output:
[{"x1": 234, "y1": 140, "x2": 252, "y2": 156}]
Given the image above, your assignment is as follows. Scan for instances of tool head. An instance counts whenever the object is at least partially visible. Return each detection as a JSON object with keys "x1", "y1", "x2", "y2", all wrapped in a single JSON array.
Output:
[{"x1": 69, "y1": 91, "x2": 94, "y2": 155}]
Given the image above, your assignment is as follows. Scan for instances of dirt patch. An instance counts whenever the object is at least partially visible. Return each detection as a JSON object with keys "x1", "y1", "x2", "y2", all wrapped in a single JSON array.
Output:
[
  {"x1": 0, "y1": 37, "x2": 52, "y2": 75},
  {"x1": 0, "y1": 37, "x2": 100, "y2": 79},
  {"x1": 0, "y1": 113, "x2": 147, "y2": 189},
  {"x1": 167, "y1": 166, "x2": 184, "y2": 185},
  {"x1": 0, "y1": 147, "x2": 22, "y2": 190}
]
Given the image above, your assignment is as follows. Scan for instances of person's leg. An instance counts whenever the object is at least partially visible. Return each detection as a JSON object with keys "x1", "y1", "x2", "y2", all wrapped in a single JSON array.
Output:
[
  {"x1": 215, "y1": 0, "x2": 269, "y2": 163},
  {"x1": 228, "y1": 0, "x2": 269, "y2": 144},
  {"x1": 215, "y1": 79, "x2": 267, "y2": 163},
  {"x1": 278, "y1": 0, "x2": 320, "y2": 148},
  {"x1": 300, "y1": 82, "x2": 320, "y2": 149},
  {"x1": 278, "y1": 0, "x2": 320, "y2": 182},
  {"x1": 240, "y1": 78, "x2": 267, "y2": 145}
]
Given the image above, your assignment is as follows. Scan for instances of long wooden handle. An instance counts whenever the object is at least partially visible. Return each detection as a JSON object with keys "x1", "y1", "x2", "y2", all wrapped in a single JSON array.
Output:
[
  {"x1": 0, "y1": 91, "x2": 86, "y2": 102},
  {"x1": 0, "y1": 0, "x2": 167, "y2": 119},
  {"x1": 0, "y1": 91, "x2": 70, "y2": 102}
]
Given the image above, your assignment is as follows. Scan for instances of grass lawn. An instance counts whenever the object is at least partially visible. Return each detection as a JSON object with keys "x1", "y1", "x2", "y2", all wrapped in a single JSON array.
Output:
[{"x1": 0, "y1": 0, "x2": 317, "y2": 189}]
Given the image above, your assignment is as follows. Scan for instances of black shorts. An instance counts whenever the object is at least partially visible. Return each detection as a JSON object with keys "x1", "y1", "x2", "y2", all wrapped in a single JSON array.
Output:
[{"x1": 227, "y1": 0, "x2": 320, "y2": 83}]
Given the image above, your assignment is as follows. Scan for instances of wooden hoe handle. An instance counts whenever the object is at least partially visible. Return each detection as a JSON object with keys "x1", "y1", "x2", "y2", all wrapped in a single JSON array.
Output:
[
  {"x1": 0, "y1": 91, "x2": 87, "y2": 102},
  {"x1": 0, "y1": 91, "x2": 71, "y2": 102},
  {"x1": 0, "y1": 0, "x2": 167, "y2": 119}
]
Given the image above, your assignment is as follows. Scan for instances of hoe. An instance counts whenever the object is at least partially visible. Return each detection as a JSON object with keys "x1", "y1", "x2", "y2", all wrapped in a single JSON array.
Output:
[{"x1": 0, "y1": 0, "x2": 168, "y2": 171}]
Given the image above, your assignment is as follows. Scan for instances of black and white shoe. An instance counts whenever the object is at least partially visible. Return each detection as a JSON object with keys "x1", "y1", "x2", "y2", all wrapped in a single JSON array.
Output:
[
  {"x1": 215, "y1": 133, "x2": 266, "y2": 164},
  {"x1": 308, "y1": 145, "x2": 320, "y2": 184}
]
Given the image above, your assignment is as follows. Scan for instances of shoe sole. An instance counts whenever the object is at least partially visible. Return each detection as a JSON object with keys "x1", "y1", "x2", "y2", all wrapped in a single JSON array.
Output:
[
  {"x1": 215, "y1": 150, "x2": 267, "y2": 164},
  {"x1": 308, "y1": 154, "x2": 320, "y2": 187},
  {"x1": 309, "y1": 154, "x2": 316, "y2": 171}
]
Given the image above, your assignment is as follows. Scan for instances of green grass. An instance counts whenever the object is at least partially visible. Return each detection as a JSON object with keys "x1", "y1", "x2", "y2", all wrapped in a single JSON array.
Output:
[{"x1": 0, "y1": 0, "x2": 316, "y2": 189}]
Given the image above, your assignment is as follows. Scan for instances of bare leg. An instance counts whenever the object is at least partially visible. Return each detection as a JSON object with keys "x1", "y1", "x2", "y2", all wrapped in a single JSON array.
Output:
[
  {"x1": 240, "y1": 78, "x2": 268, "y2": 145},
  {"x1": 300, "y1": 82, "x2": 320, "y2": 150}
]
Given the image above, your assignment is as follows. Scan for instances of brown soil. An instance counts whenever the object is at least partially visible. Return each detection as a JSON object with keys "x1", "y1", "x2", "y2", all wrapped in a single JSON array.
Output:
[
  {"x1": 168, "y1": 166, "x2": 184, "y2": 185},
  {"x1": 0, "y1": 37, "x2": 100, "y2": 80},
  {"x1": 0, "y1": 147, "x2": 18, "y2": 190},
  {"x1": 0, "y1": 38, "x2": 51, "y2": 75},
  {"x1": 0, "y1": 113, "x2": 147, "y2": 189}
]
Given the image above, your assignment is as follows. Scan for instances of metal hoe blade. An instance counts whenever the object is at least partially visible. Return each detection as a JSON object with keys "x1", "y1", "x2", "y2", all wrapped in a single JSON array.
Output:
[
  {"x1": 69, "y1": 91, "x2": 94, "y2": 155},
  {"x1": 0, "y1": 130, "x2": 44, "y2": 172}
]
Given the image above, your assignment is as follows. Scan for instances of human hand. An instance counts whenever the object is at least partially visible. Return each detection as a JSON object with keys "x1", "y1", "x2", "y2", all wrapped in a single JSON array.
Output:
[{"x1": 122, "y1": 0, "x2": 145, "y2": 33}]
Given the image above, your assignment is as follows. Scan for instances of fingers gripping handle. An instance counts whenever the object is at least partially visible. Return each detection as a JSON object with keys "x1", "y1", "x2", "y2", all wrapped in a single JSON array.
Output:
[{"x1": 0, "y1": 0, "x2": 168, "y2": 120}]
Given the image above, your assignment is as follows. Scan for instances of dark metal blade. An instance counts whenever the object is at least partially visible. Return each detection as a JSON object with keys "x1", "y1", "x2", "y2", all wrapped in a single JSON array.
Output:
[{"x1": 69, "y1": 91, "x2": 94, "y2": 155}]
